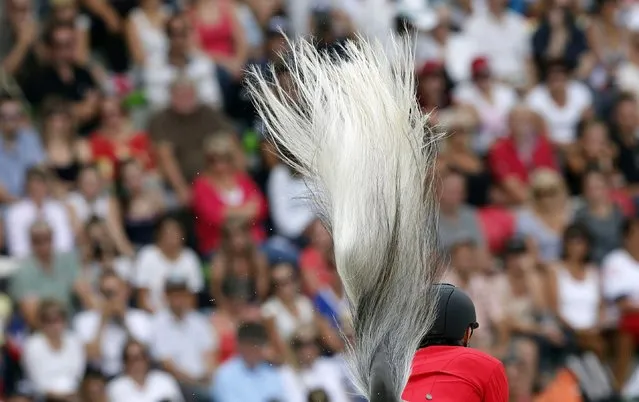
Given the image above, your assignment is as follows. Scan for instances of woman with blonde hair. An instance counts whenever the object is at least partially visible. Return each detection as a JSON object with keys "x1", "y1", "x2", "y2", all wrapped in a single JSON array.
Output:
[
  {"x1": 515, "y1": 168, "x2": 572, "y2": 264},
  {"x1": 191, "y1": 133, "x2": 267, "y2": 256}
]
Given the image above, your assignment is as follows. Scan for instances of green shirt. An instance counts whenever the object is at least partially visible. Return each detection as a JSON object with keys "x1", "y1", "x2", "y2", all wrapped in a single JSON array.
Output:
[{"x1": 9, "y1": 252, "x2": 81, "y2": 314}]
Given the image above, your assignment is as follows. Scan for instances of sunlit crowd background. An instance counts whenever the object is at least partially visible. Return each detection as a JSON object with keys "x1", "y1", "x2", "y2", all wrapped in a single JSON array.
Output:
[{"x1": 2, "y1": 0, "x2": 639, "y2": 401}]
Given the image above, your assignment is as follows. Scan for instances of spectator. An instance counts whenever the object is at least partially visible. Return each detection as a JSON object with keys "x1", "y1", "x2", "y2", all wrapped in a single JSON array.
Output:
[
  {"x1": 149, "y1": 76, "x2": 234, "y2": 208},
  {"x1": 106, "y1": 340, "x2": 183, "y2": 402},
  {"x1": 47, "y1": 0, "x2": 91, "y2": 65},
  {"x1": 280, "y1": 326, "x2": 351, "y2": 402},
  {"x1": 87, "y1": 96, "x2": 156, "y2": 182},
  {"x1": 453, "y1": 57, "x2": 518, "y2": 154},
  {"x1": 437, "y1": 169, "x2": 486, "y2": 250},
  {"x1": 192, "y1": 134, "x2": 267, "y2": 256},
  {"x1": 564, "y1": 121, "x2": 617, "y2": 195},
  {"x1": 81, "y1": 217, "x2": 132, "y2": 286},
  {"x1": 106, "y1": 159, "x2": 165, "y2": 257},
  {"x1": 531, "y1": 1, "x2": 590, "y2": 77},
  {"x1": 416, "y1": 60, "x2": 451, "y2": 115},
  {"x1": 0, "y1": 0, "x2": 40, "y2": 90},
  {"x1": 210, "y1": 217, "x2": 269, "y2": 306},
  {"x1": 464, "y1": 0, "x2": 532, "y2": 88},
  {"x1": 9, "y1": 221, "x2": 92, "y2": 328},
  {"x1": 5, "y1": 167, "x2": 74, "y2": 258},
  {"x1": 516, "y1": 169, "x2": 572, "y2": 264},
  {"x1": 235, "y1": 0, "x2": 264, "y2": 60},
  {"x1": 487, "y1": 106, "x2": 557, "y2": 206},
  {"x1": 262, "y1": 262, "x2": 342, "y2": 363},
  {"x1": 24, "y1": 22, "x2": 100, "y2": 134},
  {"x1": 211, "y1": 276, "x2": 262, "y2": 364},
  {"x1": 586, "y1": 0, "x2": 627, "y2": 91},
  {"x1": 574, "y1": 170, "x2": 624, "y2": 264},
  {"x1": 124, "y1": 0, "x2": 169, "y2": 68},
  {"x1": 74, "y1": 271, "x2": 152, "y2": 378},
  {"x1": 66, "y1": 164, "x2": 109, "y2": 226},
  {"x1": 526, "y1": 58, "x2": 593, "y2": 147},
  {"x1": 616, "y1": 16, "x2": 639, "y2": 100},
  {"x1": 22, "y1": 299, "x2": 85, "y2": 400},
  {"x1": 602, "y1": 217, "x2": 639, "y2": 385},
  {"x1": 151, "y1": 274, "x2": 217, "y2": 402},
  {"x1": 548, "y1": 224, "x2": 605, "y2": 357},
  {"x1": 210, "y1": 322, "x2": 286, "y2": 402},
  {"x1": 135, "y1": 214, "x2": 203, "y2": 313},
  {"x1": 79, "y1": 368, "x2": 107, "y2": 402},
  {"x1": 41, "y1": 100, "x2": 87, "y2": 190},
  {"x1": 437, "y1": 108, "x2": 491, "y2": 206},
  {"x1": 143, "y1": 15, "x2": 223, "y2": 110},
  {"x1": 610, "y1": 93, "x2": 639, "y2": 187},
  {"x1": 0, "y1": 96, "x2": 45, "y2": 203}
]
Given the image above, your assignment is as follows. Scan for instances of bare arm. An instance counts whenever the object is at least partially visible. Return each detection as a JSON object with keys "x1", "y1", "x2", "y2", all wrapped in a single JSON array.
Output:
[
  {"x1": 314, "y1": 313, "x2": 344, "y2": 353},
  {"x1": 76, "y1": 27, "x2": 91, "y2": 65},
  {"x1": 210, "y1": 255, "x2": 227, "y2": 306},
  {"x1": 124, "y1": 16, "x2": 146, "y2": 66},
  {"x1": 501, "y1": 176, "x2": 530, "y2": 206},
  {"x1": 254, "y1": 252, "x2": 269, "y2": 301},
  {"x1": 136, "y1": 288, "x2": 154, "y2": 314},
  {"x1": 155, "y1": 142, "x2": 191, "y2": 205},
  {"x1": 72, "y1": 89, "x2": 100, "y2": 123},
  {"x1": 80, "y1": 0, "x2": 121, "y2": 32},
  {"x1": 105, "y1": 196, "x2": 135, "y2": 257},
  {"x1": 263, "y1": 316, "x2": 287, "y2": 365}
]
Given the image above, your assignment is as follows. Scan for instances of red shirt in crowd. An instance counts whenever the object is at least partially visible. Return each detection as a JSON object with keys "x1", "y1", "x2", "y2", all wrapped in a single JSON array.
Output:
[
  {"x1": 192, "y1": 0, "x2": 235, "y2": 58},
  {"x1": 191, "y1": 173, "x2": 268, "y2": 254},
  {"x1": 402, "y1": 346, "x2": 509, "y2": 402},
  {"x1": 487, "y1": 135, "x2": 556, "y2": 185},
  {"x1": 89, "y1": 131, "x2": 155, "y2": 180}
]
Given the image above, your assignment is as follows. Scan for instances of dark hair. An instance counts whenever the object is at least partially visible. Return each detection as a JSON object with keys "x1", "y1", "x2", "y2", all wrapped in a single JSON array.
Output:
[
  {"x1": 237, "y1": 322, "x2": 268, "y2": 344},
  {"x1": 122, "y1": 339, "x2": 149, "y2": 364},
  {"x1": 43, "y1": 21, "x2": 75, "y2": 47},
  {"x1": 113, "y1": 159, "x2": 138, "y2": 215},
  {"x1": 622, "y1": 217, "x2": 639, "y2": 240},
  {"x1": 561, "y1": 223, "x2": 592, "y2": 263},
  {"x1": 541, "y1": 58, "x2": 570, "y2": 82},
  {"x1": 153, "y1": 213, "x2": 183, "y2": 243},
  {"x1": 37, "y1": 299, "x2": 67, "y2": 326},
  {"x1": 308, "y1": 389, "x2": 331, "y2": 402},
  {"x1": 165, "y1": 13, "x2": 188, "y2": 37}
]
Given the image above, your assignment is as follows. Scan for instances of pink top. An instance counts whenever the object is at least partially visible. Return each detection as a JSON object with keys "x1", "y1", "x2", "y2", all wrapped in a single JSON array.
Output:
[{"x1": 192, "y1": 1, "x2": 235, "y2": 58}]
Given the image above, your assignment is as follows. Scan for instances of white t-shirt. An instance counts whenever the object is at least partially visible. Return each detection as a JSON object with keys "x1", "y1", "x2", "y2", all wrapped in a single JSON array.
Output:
[
  {"x1": 150, "y1": 310, "x2": 217, "y2": 379},
  {"x1": 23, "y1": 332, "x2": 85, "y2": 395},
  {"x1": 526, "y1": 81, "x2": 592, "y2": 145},
  {"x1": 73, "y1": 309, "x2": 152, "y2": 377},
  {"x1": 267, "y1": 164, "x2": 315, "y2": 239},
  {"x1": 134, "y1": 245, "x2": 204, "y2": 311},
  {"x1": 262, "y1": 296, "x2": 315, "y2": 341},
  {"x1": 556, "y1": 266, "x2": 601, "y2": 330},
  {"x1": 602, "y1": 249, "x2": 639, "y2": 305},
  {"x1": 280, "y1": 357, "x2": 351, "y2": 402},
  {"x1": 107, "y1": 370, "x2": 184, "y2": 402},
  {"x1": 453, "y1": 82, "x2": 518, "y2": 152},
  {"x1": 617, "y1": 61, "x2": 639, "y2": 101},
  {"x1": 66, "y1": 192, "x2": 109, "y2": 223}
]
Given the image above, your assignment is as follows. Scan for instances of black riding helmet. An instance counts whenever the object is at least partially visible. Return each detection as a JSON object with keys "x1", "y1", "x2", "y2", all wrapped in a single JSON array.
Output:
[{"x1": 424, "y1": 283, "x2": 479, "y2": 343}]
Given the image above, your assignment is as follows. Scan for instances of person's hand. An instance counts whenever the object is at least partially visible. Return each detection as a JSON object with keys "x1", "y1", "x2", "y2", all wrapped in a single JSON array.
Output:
[
  {"x1": 177, "y1": 187, "x2": 192, "y2": 207},
  {"x1": 225, "y1": 59, "x2": 245, "y2": 80},
  {"x1": 243, "y1": 199, "x2": 259, "y2": 217},
  {"x1": 104, "y1": 12, "x2": 121, "y2": 33},
  {"x1": 543, "y1": 326, "x2": 565, "y2": 346},
  {"x1": 17, "y1": 17, "x2": 38, "y2": 46}
]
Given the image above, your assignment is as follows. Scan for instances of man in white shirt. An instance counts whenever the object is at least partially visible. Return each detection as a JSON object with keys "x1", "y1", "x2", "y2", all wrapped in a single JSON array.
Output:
[
  {"x1": 143, "y1": 14, "x2": 222, "y2": 111},
  {"x1": 150, "y1": 275, "x2": 217, "y2": 402},
  {"x1": 74, "y1": 271, "x2": 152, "y2": 378},
  {"x1": 463, "y1": 0, "x2": 532, "y2": 88}
]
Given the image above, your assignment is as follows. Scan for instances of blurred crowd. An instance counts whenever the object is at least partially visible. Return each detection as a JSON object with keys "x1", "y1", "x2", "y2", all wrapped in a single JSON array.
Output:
[{"x1": 3, "y1": 0, "x2": 639, "y2": 401}]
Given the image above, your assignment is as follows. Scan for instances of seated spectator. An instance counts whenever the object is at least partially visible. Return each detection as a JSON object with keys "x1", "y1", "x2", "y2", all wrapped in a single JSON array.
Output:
[
  {"x1": 437, "y1": 169, "x2": 486, "y2": 250},
  {"x1": 149, "y1": 76, "x2": 234, "y2": 209},
  {"x1": 574, "y1": 170, "x2": 624, "y2": 264},
  {"x1": 548, "y1": 224, "x2": 605, "y2": 358},
  {"x1": 617, "y1": 21, "x2": 639, "y2": 101},
  {"x1": 267, "y1": 150, "x2": 315, "y2": 245},
  {"x1": 106, "y1": 340, "x2": 183, "y2": 402},
  {"x1": 192, "y1": 134, "x2": 267, "y2": 256},
  {"x1": 151, "y1": 275, "x2": 217, "y2": 402},
  {"x1": 210, "y1": 217, "x2": 269, "y2": 306},
  {"x1": 79, "y1": 368, "x2": 107, "y2": 402},
  {"x1": 143, "y1": 15, "x2": 223, "y2": 110},
  {"x1": 0, "y1": 96, "x2": 45, "y2": 204},
  {"x1": 24, "y1": 22, "x2": 100, "y2": 134},
  {"x1": 464, "y1": 0, "x2": 532, "y2": 88},
  {"x1": 453, "y1": 57, "x2": 518, "y2": 154},
  {"x1": 124, "y1": 0, "x2": 169, "y2": 68},
  {"x1": 106, "y1": 159, "x2": 165, "y2": 256},
  {"x1": 23, "y1": 299, "x2": 85, "y2": 400},
  {"x1": 564, "y1": 121, "x2": 617, "y2": 195},
  {"x1": 526, "y1": 58, "x2": 593, "y2": 147},
  {"x1": 135, "y1": 215, "x2": 203, "y2": 313},
  {"x1": 81, "y1": 217, "x2": 132, "y2": 286},
  {"x1": 531, "y1": 1, "x2": 590, "y2": 78},
  {"x1": 262, "y1": 262, "x2": 342, "y2": 363},
  {"x1": 6, "y1": 167, "x2": 74, "y2": 258},
  {"x1": 211, "y1": 277, "x2": 262, "y2": 364},
  {"x1": 74, "y1": 271, "x2": 152, "y2": 378},
  {"x1": 416, "y1": 60, "x2": 451, "y2": 116},
  {"x1": 602, "y1": 217, "x2": 639, "y2": 385},
  {"x1": 610, "y1": 93, "x2": 639, "y2": 187},
  {"x1": 437, "y1": 108, "x2": 490, "y2": 206},
  {"x1": 0, "y1": 0, "x2": 41, "y2": 90},
  {"x1": 516, "y1": 169, "x2": 572, "y2": 264},
  {"x1": 488, "y1": 106, "x2": 557, "y2": 206},
  {"x1": 279, "y1": 326, "x2": 351, "y2": 402},
  {"x1": 66, "y1": 164, "x2": 109, "y2": 227},
  {"x1": 47, "y1": 0, "x2": 91, "y2": 64},
  {"x1": 41, "y1": 100, "x2": 87, "y2": 191},
  {"x1": 87, "y1": 96, "x2": 156, "y2": 182},
  {"x1": 210, "y1": 322, "x2": 286, "y2": 402}
]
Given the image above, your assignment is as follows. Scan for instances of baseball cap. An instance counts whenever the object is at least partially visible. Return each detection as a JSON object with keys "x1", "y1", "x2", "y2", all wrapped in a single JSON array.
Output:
[{"x1": 425, "y1": 283, "x2": 478, "y2": 342}]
